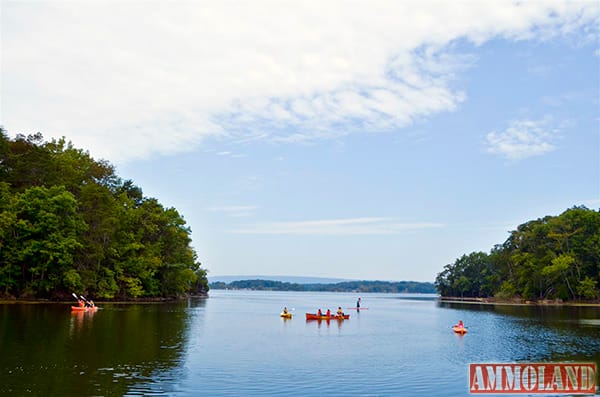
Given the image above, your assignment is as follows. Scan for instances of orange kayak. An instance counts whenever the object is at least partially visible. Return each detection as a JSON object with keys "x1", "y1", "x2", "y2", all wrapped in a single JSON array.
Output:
[
  {"x1": 71, "y1": 306, "x2": 98, "y2": 312},
  {"x1": 305, "y1": 313, "x2": 349, "y2": 320},
  {"x1": 453, "y1": 325, "x2": 467, "y2": 334}
]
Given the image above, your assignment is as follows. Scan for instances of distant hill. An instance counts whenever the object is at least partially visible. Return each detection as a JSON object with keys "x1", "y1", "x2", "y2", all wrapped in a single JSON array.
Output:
[
  {"x1": 209, "y1": 279, "x2": 436, "y2": 293},
  {"x1": 208, "y1": 275, "x2": 350, "y2": 284}
]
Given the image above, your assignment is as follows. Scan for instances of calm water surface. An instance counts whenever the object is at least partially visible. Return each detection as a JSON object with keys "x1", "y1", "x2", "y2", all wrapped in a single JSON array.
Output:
[{"x1": 1, "y1": 290, "x2": 599, "y2": 396}]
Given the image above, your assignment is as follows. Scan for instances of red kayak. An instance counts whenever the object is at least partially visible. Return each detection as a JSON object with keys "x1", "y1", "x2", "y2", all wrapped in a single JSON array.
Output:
[
  {"x1": 71, "y1": 306, "x2": 98, "y2": 312},
  {"x1": 305, "y1": 313, "x2": 349, "y2": 320}
]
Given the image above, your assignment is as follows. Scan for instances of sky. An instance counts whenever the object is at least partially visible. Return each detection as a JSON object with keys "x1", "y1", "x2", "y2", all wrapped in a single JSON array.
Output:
[{"x1": 1, "y1": 1, "x2": 599, "y2": 282}]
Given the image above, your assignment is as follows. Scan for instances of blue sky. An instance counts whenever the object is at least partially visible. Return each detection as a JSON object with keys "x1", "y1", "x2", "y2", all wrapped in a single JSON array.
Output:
[{"x1": 2, "y1": 1, "x2": 599, "y2": 281}]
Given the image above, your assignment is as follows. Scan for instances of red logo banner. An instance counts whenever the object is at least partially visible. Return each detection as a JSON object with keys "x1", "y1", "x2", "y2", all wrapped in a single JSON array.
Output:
[{"x1": 469, "y1": 363, "x2": 596, "y2": 394}]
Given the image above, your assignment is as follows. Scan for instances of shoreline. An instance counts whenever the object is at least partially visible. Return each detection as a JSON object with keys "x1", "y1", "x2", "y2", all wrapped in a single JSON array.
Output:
[
  {"x1": 439, "y1": 296, "x2": 600, "y2": 307},
  {"x1": 0, "y1": 293, "x2": 209, "y2": 305}
]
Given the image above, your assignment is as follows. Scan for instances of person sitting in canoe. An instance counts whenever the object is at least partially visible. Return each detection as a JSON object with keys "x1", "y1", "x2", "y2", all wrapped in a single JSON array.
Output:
[
  {"x1": 455, "y1": 320, "x2": 465, "y2": 328},
  {"x1": 326, "y1": 309, "x2": 331, "y2": 317},
  {"x1": 337, "y1": 307, "x2": 344, "y2": 316},
  {"x1": 78, "y1": 299, "x2": 85, "y2": 308},
  {"x1": 282, "y1": 307, "x2": 288, "y2": 314},
  {"x1": 317, "y1": 309, "x2": 323, "y2": 317}
]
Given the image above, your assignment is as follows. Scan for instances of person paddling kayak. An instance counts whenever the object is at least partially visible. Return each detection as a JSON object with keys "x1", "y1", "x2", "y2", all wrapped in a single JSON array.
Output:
[
  {"x1": 453, "y1": 320, "x2": 467, "y2": 334},
  {"x1": 280, "y1": 307, "x2": 292, "y2": 318}
]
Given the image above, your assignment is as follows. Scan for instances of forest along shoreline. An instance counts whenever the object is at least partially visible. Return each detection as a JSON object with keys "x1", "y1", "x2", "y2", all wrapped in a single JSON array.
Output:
[
  {"x1": 0, "y1": 132, "x2": 209, "y2": 302},
  {"x1": 2, "y1": 133, "x2": 598, "y2": 307},
  {"x1": 435, "y1": 206, "x2": 600, "y2": 306},
  {"x1": 0, "y1": 293, "x2": 209, "y2": 304},
  {"x1": 209, "y1": 279, "x2": 436, "y2": 293}
]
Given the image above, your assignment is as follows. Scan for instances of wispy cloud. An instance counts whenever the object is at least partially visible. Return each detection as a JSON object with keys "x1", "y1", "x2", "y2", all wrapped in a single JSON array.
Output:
[
  {"x1": 582, "y1": 199, "x2": 600, "y2": 209},
  {"x1": 485, "y1": 119, "x2": 560, "y2": 160},
  {"x1": 215, "y1": 151, "x2": 245, "y2": 158},
  {"x1": 2, "y1": 2, "x2": 597, "y2": 162},
  {"x1": 232, "y1": 217, "x2": 444, "y2": 235},
  {"x1": 206, "y1": 205, "x2": 258, "y2": 218}
]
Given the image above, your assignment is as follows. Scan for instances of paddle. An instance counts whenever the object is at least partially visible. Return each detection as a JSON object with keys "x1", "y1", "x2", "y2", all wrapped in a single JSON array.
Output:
[
  {"x1": 72, "y1": 292, "x2": 87, "y2": 305},
  {"x1": 71, "y1": 292, "x2": 86, "y2": 309},
  {"x1": 79, "y1": 295, "x2": 97, "y2": 307}
]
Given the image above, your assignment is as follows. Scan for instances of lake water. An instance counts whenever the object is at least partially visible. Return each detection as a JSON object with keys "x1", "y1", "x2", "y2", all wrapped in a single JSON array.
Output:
[{"x1": 1, "y1": 290, "x2": 599, "y2": 396}]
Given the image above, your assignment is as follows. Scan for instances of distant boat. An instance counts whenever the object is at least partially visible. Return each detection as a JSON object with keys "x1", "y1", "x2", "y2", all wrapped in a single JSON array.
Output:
[{"x1": 305, "y1": 313, "x2": 349, "y2": 320}]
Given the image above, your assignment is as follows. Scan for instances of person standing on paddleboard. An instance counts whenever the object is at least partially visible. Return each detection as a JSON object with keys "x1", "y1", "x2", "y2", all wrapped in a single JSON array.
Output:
[{"x1": 356, "y1": 297, "x2": 361, "y2": 311}]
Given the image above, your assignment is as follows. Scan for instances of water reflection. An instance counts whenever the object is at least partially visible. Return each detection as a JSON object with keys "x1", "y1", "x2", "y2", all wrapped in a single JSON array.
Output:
[
  {"x1": 0, "y1": 299, "x2": 206, "y2": 396},
  {"x1": 2, "y1": 294, "x2": 598, "y2": 396},
  {"x1": 68, "y1": 309, "x2": 98, "y2": 336},
  {"x1": 306, "y1": 318, "x2": 346, "y2": 330},
  {"x1": 437, "y1": 301, "x2": 600, "y2": 371}
]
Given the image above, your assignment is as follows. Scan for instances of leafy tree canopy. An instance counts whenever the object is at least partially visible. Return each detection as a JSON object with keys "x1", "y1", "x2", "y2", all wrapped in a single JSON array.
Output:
[
  {"x1": 435, "y1": 206, "x2": 600, "y2": 302},
  {"x1": 0, "y1": 129, "x2": 208, "y2": 299}
]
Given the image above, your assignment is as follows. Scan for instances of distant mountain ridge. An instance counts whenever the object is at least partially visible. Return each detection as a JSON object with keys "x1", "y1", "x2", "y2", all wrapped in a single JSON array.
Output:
[{"x1": 208, "y1": 275, "x2": 351, "y2": 284}]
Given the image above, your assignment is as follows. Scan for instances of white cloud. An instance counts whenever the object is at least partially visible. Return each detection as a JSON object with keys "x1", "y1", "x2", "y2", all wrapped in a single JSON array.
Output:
[
  {"x1": 485, "y1": 119, "x2": 560, "y2": 160},
  {"x1": 206, "y1": 205, "x2": 258, "y2": 218},
  {"x1": 2, "y1": 1, "x2": 598, "y2": 162},
  {"x1": 232, "y1": 217, "x2": 444, "y2": 235}
]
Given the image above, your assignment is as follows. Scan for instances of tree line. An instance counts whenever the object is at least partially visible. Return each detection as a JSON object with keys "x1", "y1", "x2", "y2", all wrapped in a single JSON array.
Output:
[
  {"x1": 0, "y1": 130, "x2": 208, "y2": 300},
  {"x1": 210, "y1": 279, "x2": 436, "y2": 293},
  {"x1": 435, "y1": 206, "x2": 600, "y2": 301}
]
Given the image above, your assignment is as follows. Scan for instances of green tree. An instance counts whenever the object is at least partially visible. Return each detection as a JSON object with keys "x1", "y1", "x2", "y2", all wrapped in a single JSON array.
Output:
[
  {"x1": 0, "y1": 132, "x2": 209, "y2": 299},
  {"x1": 436, "y1": 206, "x2": 600, "y2": 302},
  {"x1": 0, "y1": 182, "x2": 18, "y2": 295},
  {"x1": 434, "y1": 252, "x2": 495, "y2": 297},
  {"x1": 576, "y1": 276, "x2": 598, "y2": 299},
  {"x1": 11, "y1": 186, "x2": 86, "y2": 297}
]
